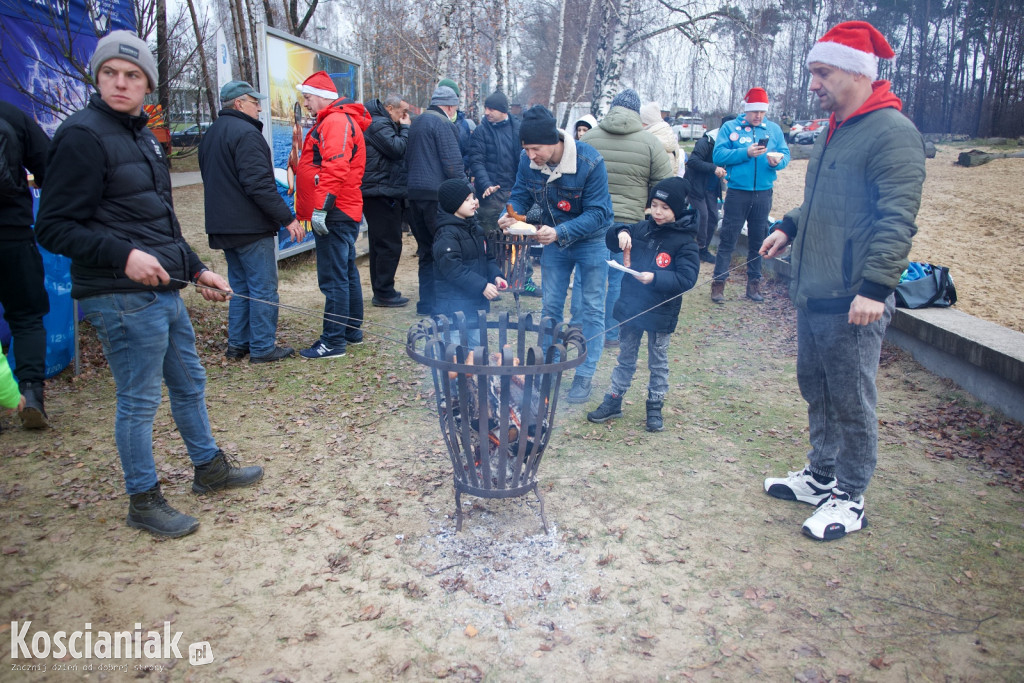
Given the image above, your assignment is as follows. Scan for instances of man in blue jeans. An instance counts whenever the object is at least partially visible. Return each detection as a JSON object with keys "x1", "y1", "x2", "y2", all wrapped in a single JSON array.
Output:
[
  {"x1": 199, "y1": 80, "x2": 305, "y2": 363},
  {"x1": 294, "y1": 71, "x2": 372, "y2": 359},
  {"x1": 498, "y1": 106, "x2": 614, "y2": 403},
  {"x1": 711, "y1": 87, "x2": 789, "y2": 303},
  {"x1": 35, "y1": 31, "x2": 263, "y2": 538}
]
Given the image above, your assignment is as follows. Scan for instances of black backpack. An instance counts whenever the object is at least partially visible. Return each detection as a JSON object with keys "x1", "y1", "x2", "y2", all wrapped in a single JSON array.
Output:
[{"x1": 0, "y1": 115, "x2": 26, "y2": 199}]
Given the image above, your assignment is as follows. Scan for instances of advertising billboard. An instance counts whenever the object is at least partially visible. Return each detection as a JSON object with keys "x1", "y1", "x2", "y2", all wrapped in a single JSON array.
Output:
[{"x1": 257, "y1": 26, "x2": 362, "y2": 259}]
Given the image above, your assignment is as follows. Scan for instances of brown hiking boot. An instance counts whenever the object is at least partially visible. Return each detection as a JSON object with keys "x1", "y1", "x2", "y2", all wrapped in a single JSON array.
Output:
[
  {"x1": 710, "y1": 280, "x2": 726, "y2": 304},
  {"x1": 746, "y1": 278, "x2": 764, "y2": 302}
]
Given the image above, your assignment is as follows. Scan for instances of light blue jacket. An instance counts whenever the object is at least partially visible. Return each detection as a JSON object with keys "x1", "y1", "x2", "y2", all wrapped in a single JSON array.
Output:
[
  {"x1": 713, "y1": 113, "x2": 790, "y2": 191},
  {"x1": 508, "y1": 135, "x2": 613, "y2": 246}
]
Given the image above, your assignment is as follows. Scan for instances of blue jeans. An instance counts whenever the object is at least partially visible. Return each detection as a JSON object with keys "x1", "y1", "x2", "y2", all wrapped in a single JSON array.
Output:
[
  {"x1": 223, "y1": 236, "x2": 280, "y2": 357},
  {"x1": 316, "y1": 219, "x2": 364, "y2": 348},
  {"x1": 80, "y1": 291, "x2": 219, "y2": 495},
  {"x1": 608, "y1": 326, "x2": 672, "y2": 401},
  {"x1": 797, "y1": 296, "x2": 894, "y2": 498},
  {"x1": 713, "y1": 188, "x2": 772, "y2": 282},
  {"x1": 539, "y1": 237, "x2": 607, "y2": 378}
]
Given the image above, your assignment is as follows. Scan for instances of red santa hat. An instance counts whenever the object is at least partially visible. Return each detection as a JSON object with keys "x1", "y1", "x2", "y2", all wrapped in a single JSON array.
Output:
[
  {"x1": 743, "y1": 87, "x2": 769, "y2": 112},
  {"x1": 806, "y1": 21, "x2": 895, "y2": 81},
  {"x1": 297, "y1": 71, "x2": 338, "y2": 100}
]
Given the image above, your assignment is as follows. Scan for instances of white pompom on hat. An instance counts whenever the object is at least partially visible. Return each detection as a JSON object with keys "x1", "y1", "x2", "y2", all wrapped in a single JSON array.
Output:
[
  {"x1": 806, "y1": 21, "x2": 895, "y2": 81},
  {"x1": 743, "y1": 87, "x2": 769, "y2": 112}
]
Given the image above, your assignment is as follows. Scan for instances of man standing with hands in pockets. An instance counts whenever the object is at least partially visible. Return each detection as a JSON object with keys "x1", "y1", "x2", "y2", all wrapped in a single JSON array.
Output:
[{"x1": 760, "y1": 21, "x2": 925, "y2": 541}]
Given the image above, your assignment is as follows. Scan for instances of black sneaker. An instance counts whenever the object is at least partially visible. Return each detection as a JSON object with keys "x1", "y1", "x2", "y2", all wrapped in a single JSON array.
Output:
[
  {"x1": 372, "y1": 295, "x2": 409, "y2": 308},
  {"x1": 192, "y1": 451, "x2": 264, "y2": 494},
  {"x1": 565, "y1": 375, "x2": 592, "y2": 404},
  {"x1": 698, "y1": 248, "x2": 715, "y2": 263},
  {"x1": 225, "y1": 344, "x2": 249, "y2": 360},
  {"x1": 249, "y1": 345, "x2": 295, "y2": 364},
  {"x1": 587, "y1": 394, "x2": 623, "y2": 423},
  {"x1": 127, "y1": 486, "x2": 200, "y2": 538},
  {"x1": 522, "y1": 278, "x2": 542, "y2": 297}
]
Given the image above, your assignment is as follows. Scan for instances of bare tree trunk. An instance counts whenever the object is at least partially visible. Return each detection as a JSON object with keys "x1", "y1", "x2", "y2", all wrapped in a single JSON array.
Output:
[
  {"x1": 436, "y1": 0, "x2": 458, "y2": 78},
  {"x1": 232, "y1": 0, "x2": 252, "y2": 83},
  {"x1": 561, "y1": 0, "x2": 598, "y2": 125},
  {"x1": 185, "y1": 0, "x2": 218, "y2": 122},
  {"x1": 547, "y1": 0, "x2": 568, "y2": 110},
  {"x1": 157, "y1": 0, "x2": 170, "y2": 116}
]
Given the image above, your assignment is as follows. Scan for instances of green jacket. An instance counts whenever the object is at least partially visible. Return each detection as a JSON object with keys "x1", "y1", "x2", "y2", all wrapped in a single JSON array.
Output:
[
  {"x1": 583, "y1": 106, "x2": 673, "y2": 223},
  {"x1": 780, "y1": 88, "x2": 925, "y2": 311},
  {"x1": 0, "y1": 355, "x2": 20, "y2": 409}
]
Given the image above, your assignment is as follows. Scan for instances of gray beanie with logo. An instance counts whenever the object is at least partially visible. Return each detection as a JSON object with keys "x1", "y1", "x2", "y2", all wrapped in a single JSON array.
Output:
[{"x1": 90, "y1": 30, "x2": 158, "y2": 91}]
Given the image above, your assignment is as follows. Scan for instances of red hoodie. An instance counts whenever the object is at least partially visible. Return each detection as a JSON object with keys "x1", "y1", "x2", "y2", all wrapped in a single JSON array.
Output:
[
  {"x1": 825, "y1": 80, "x2": 902, "y2": 145},
  {"x1": 295, "y1": 99, "x2": 373, "y2": 222}
]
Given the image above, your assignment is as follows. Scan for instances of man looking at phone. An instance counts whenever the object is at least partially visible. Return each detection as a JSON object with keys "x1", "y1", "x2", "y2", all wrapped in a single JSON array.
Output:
[{"x1": 710, "y1": 87, "x2": 789, "y2": 303}]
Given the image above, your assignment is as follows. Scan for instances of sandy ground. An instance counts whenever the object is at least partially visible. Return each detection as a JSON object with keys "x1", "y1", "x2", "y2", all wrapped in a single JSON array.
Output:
[
  {"x1": 772, "y1": 147, "x2": 1024, "y2": 333},
  {"x1": 0, "y1": 147, "x2": 1021, "y2": 681}
]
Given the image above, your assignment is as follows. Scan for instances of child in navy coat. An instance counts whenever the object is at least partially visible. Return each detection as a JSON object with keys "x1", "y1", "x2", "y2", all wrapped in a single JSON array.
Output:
[{"x1": 587, "y1": 177, "x2": 700, "y2": 431}]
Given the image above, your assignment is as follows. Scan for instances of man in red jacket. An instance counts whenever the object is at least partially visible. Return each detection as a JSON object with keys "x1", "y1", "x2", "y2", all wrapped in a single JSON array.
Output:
[{"x1": 295, "y1": 71, "x2": 372, "y2": 359}]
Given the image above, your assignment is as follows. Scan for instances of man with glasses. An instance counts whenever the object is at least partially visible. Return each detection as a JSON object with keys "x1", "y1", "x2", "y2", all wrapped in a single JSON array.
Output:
[{"x1": 199, "y1": 81, "x2": 304, "y2": 363}]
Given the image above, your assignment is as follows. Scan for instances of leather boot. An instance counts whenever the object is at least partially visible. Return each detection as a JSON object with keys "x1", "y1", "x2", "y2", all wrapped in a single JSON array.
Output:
[
  {"x1": 192, "y1": 451, "x2": 264, "y2": 494},
  {"x1": 127, "y1": 485, "x2": 200, "y2": 538},
  {"x1": 746, "y1": 278, "x2": 764, "y2": 302},
  {"x1": 710, "y1": 280, "x2": 726, "y2": 304},
  {"x1": 565, "y1": 375, "x2": 593, "y2": 404},
  {"x1": 645, "y1": 399, "x2": 664, "y2": 432},
  {"x1": 587, "y1": 394, "x2": 623, "y2": 424},
  {"x1": 19, "y1": 382, "x2": 48, "y2": 429}
]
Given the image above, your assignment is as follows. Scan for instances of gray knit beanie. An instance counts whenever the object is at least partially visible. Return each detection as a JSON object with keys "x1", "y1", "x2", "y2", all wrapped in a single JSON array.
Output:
[
  {"x1": 430, "y1": 85, "x2": 460, "y2": 107},
  {"x1": 610, "y1": 88, "x2": 641, "y2": 113},
  {"x1": 91, "y1": 30, "x2": 158, "y2": 91}
]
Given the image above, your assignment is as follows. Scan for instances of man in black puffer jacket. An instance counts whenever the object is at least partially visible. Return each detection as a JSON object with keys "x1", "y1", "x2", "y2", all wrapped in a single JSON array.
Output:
[
  {"x1": 361, "y1": 95, "x2": 410, "y2": 307},
  {"x1": 200, "y1": 80, "x2": 304, "y2": 363},
  {"x1": 0, "y1": 99, "x2": 50, "y2": 428},
  {"x1": 35, "y1": 31, "x2": 263, "y2": 539},
  {"x1": 684, "y1": 128, "x2": 726, "y2": 263},
  {"x1": 467, "y1": 91, "x2": 520, "y2": 258}
]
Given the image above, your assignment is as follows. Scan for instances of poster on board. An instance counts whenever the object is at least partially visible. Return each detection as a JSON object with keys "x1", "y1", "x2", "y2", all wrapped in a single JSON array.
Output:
[{"x1": 258, "y1": 26, "x2": 362, "y2": 259}]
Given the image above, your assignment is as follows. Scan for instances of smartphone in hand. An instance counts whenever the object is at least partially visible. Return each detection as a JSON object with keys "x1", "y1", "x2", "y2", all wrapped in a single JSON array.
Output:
[{"x1": 758, "y1": 137, "x2": 769, "y2": 147}]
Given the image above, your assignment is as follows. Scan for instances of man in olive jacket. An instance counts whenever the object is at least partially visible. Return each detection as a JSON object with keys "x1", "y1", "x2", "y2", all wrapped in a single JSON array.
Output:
[
  {"x1": 582, "y1": 89, "x2": 673, "y2": 345},
  {"x1": 760, "y1": 21, "x2": 925, "y2": 541},
  {"x1": 199, "y1": 80, "x2": 304, "y2": 363}
]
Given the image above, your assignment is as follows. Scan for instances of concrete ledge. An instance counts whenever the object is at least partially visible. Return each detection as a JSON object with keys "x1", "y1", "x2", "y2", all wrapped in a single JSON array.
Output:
[
  {"x1": 886, "y1": 308, "x2": 1024, "y2": 423},
  {"x1": 762, "y1": 253, "x2": 1024, "y2": 424}
]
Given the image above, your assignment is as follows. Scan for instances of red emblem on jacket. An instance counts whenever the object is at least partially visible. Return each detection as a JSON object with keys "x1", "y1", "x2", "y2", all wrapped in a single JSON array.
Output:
[
  {"x1": 557, "y1": 200, "x2": 571, "y2": 211},
  {"x1": 656, "y1": 252, "x2": 671, "y2": 268}
]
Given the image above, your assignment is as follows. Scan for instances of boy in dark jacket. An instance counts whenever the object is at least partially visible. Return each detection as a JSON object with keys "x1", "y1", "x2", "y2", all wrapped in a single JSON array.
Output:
[
  {"x1": 432, "y1": 179, "x2": 506, "y2": 347},
  {"x1": 587, "y1": 177, "x2": 700, "y2": 431}
]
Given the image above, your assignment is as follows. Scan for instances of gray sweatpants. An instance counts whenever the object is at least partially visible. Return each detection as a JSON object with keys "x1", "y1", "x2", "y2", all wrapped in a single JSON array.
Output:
[
  {"x1": 797, "y1": 296, "x2": 894, "y2": 498},
  {"x1": 608, "y1": 327, "x2": 672, "y2": 401}
]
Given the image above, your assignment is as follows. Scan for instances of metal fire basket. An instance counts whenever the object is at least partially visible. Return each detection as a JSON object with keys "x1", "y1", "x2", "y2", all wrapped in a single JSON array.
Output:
[{"x1": 406, "y1": 311, "x2": 586, "y2": 533}]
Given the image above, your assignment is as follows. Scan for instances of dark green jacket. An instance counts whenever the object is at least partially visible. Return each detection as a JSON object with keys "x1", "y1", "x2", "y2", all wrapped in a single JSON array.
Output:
[
  {"x1": 779, "y1": 89, "x2": 925, "y2": 311},
  {"x1": 582, "y1": 106, "x2": 673, "y2": 223}
]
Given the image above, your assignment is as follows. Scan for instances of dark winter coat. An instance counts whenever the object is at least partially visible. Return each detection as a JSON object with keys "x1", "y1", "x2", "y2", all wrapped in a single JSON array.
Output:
[
  {"x1": 0, "y1": 100, "x2": 49, "y2": 238},
  {"x1": 606, "y1": 211, "x2": 700, "y2": 333},
  {"x1": 432, "y1": 211, "x2": 501, "y2": 324},
  {"x1": 467, "y1": 114, "x2": 520, "y2": 197},
  {"x1": 406, "y1": 106, "x2": 466, "y2": 201},
  {"x1": 361, "y1": 98, "x2": 409, "y2": 198},
  {"x1": 35, "y1": 93, "x2": 205, "y2": 299},
  {"x1": 198, "y1": 108, "x2": 294, "y2": 249},
  {"x1": 779, "y1": 82, "x2": 925, "y2": 311},
  {"x1": 684, "y1": 131, "x2": 719, "y2": 199}
]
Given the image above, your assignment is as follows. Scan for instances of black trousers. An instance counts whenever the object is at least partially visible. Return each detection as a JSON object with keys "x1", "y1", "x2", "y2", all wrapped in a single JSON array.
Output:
[
  {"x1": 362, "y1": 195, "x2": 404, "y2": 300},
  {"x1": 0, "y1": 238, "x2": 50, "y2": 386},
  {"x1": 407, "y1": 199, "x2": 440, "y2": 314}
]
